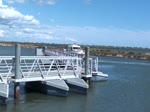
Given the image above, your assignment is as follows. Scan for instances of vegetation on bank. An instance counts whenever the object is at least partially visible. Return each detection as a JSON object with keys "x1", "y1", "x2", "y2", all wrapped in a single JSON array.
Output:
[
  {"x1": 90, "y1": 48, "x2": 150, "y2": 60},
  {"x1": 0, "y1": 41, "x2": 150, "y2": 61}
]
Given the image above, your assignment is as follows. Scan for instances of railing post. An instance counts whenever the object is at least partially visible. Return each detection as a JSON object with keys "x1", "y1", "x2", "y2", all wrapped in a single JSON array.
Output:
[
  {"x1": 84, "y1": 47, "x2": 90, "y2": 82},
  {"x1": 14, "y1": 44, "x2": 21, "y2": 99}
]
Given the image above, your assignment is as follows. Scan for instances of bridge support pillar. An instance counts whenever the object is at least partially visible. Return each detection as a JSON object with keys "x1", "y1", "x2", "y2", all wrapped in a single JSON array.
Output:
[
  {"x1": 85, "y1": 47, "x2": 89, "y2": 75},
  {"x1": 14, "y1": 44, "x2": 21, "y2": 99},
  {"x1": 83, "y1": 46, "x2": 90, "y2": 83}
]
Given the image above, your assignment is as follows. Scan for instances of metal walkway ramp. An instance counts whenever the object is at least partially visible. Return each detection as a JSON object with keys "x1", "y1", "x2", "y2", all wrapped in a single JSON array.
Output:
[
  {"x1": 0, "y1": 56, "x2": 84, "y2": 100},
  {"x1": 0, "y1": 56, "x2": 82, "y2": 84}
]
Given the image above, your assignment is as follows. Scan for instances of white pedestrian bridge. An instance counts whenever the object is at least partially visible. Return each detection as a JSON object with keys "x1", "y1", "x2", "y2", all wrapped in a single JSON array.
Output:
[
  {"x1": 0, "y1": 56, "x2": 91, "y2": 102},
  {"x1": 0, "y1": 56, "x2": 84, "y2": 84}
]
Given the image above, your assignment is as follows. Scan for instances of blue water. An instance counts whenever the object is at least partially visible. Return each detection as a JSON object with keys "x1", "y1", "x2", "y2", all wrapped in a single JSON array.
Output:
[
  {"x1": 0, "y1": 46, "x2": 150, "y2": 112},
  {"x1": 0, "y1": 46, "x2": 35, "y2": 56}
]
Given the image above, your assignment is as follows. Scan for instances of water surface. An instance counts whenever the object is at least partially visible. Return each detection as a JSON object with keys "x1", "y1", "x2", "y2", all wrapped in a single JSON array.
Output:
[{"x1": 0, "y1": 47, "x2": 150, "y2": 112}]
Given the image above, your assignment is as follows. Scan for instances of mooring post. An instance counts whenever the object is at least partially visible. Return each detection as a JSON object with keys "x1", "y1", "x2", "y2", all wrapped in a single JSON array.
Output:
[
  {"x1": 84, "y1": 46, "x2": 90, "y2": 82},
  {"x1": 14, "y1": 44, "x2": 21, "y2": 99}
]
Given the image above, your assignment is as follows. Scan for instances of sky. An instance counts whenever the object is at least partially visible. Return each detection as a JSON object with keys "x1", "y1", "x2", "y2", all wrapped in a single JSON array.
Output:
[{"x1": 0, "y1": 0, "x2": 150, "y2": 48}]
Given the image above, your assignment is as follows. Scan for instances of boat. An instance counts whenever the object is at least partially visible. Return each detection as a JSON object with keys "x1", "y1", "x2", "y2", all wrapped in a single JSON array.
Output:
[{"x1": 67, "y1": 44, "x2": 84, "y2": 55}]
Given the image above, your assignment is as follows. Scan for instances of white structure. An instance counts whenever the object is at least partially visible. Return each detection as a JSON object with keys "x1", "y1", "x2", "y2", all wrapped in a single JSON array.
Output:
[
  {"x1": 37, "y1": 45, "x2": 108, "y2": 81},
  {"x1": 67, "y1": 44, "x2": 84, "y2": 55}
]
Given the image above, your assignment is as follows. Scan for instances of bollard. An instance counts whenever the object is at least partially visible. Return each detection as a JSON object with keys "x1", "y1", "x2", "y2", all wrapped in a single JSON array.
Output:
[{"x1": 14, "y1": 44, "x2": 21, "y2": 99}]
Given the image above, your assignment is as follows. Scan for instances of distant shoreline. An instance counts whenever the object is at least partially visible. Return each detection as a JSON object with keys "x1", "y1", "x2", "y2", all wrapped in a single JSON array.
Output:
[
  {"x1": 89, "y1": 45, "x2": 150, "y2": 61},
  {"x1": 0, "y1": 42, "x2": 150, "y2": 61},
  {"x1": 90, "y1": 48, "x2": 150, "y2": 61}
]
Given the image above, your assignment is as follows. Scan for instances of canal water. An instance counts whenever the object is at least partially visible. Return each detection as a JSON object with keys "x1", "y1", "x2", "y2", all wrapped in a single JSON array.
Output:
[{"x1": 0, "y1": 46, "x2": 150, "y2": 112}]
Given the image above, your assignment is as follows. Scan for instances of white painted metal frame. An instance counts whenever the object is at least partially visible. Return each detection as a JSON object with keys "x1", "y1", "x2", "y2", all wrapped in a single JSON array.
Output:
[
  {"x1": 0, "y1": 57, "x2": 14, "y2": 84},
  {"x1": 0, "y1": 56, "x2": 82, "y2": 83},
  {"x1": 44, "y1": 49, "x2": 99, "y2": 75},
  {"x1": 45, "y1": 49, "x2": 84, "y2": 58}
]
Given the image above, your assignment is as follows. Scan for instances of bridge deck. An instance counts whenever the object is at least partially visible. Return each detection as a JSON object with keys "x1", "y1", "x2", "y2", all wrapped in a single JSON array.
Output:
[{"x1": 3, "y1": 70, "x2": 79, "y2": 82}]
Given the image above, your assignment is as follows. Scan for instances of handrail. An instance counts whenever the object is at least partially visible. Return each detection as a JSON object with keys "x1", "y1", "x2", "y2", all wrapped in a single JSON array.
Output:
[{"x1": 0, "y1": 56, "x2": 82, "y2": 83}]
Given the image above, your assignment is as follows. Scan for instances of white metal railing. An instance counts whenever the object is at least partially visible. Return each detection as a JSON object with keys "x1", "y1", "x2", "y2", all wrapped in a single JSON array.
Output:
[
  {"x1": 0, "y1": 56, "x2": 14, "y2": 84},
  {"x1": 90, "y1": 56, "x2": 99, "y2": 73},
  {"x1": 0, "y1": 56, "x2": 82, "y2": 83},
  {"x1": 44, "y1": 49, "x2": 99, "y2": 74},
  {"x1": 44, "y1": 49, "x2": 84, "y2": 58}
]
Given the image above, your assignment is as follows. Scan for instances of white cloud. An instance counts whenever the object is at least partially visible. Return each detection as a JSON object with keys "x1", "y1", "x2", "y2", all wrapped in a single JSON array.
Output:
[
  {"x1": 41, "y1": 26, "x2": 150, "y2": 48},
  {"x1": 5, "y1": 0, "x2": 57, "y2": 5},
  {"x1": 0, "y1": 5, "x2": 39, "y2": 27},
  {"x1": 0, "y1": 30, "x2": 4, "y2": 37},
  {"x1": 32, "y1": 0, "x2": 57, "y2": 5},
  {"x1": 0, "y1": 24, "x2": 150, "y2": 48},
  {"x1": 23, "y1": 28, "x2": 34, "y2": 33},
  {"x1": 0, "y1": 26, "x2": 55, "y2": 42},
  {"x1": 65, "y1": 37, "x2": 77, "y2": 42},
  {"x1": 5, "y1": 0, "x2": 24, "y2": 4}
]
